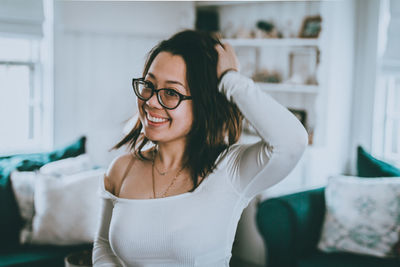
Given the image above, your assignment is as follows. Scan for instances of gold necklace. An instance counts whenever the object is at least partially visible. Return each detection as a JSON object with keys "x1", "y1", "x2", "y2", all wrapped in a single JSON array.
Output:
[
  {"x1": 153, "y1": 152, "x2": 173, "y2": 176},
  {"x1": 151, "y1": 152, "x2": 185, "y2": 198}
]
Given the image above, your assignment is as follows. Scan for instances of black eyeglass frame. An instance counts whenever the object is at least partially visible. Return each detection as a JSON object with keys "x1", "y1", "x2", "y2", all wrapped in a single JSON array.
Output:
[{"x1": 132, "y1": 78, "x2": 192, "y2": 110}]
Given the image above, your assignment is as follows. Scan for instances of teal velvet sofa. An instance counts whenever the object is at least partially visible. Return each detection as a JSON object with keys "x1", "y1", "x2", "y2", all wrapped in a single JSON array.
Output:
[
  {"x1": 256, "y1": 187, "x2": 400, "y2": 267},
  {"x1": 256, "y1": 146, "x2": 400, "y2": 267},
  {"x1": 0, "y1": 136, "x2": 93, "y2": 267}
]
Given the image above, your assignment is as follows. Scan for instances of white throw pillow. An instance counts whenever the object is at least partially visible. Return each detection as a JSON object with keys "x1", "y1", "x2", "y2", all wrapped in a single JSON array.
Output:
[
  {"x1": 10, "y1": 171, "x2": 38, "y2": 222},
  {"x1": 39, "y1": 154, "x2": 93, "y2": 177},
  {"x1": 11, "y1": 154, "x2": 95, "y2": 242},
  {"x1": 20, "y1": 168, "x2": 105, "y2": 245},
  {"x1": 318, "y1": 175, "x2": 400, "y2": 258}
]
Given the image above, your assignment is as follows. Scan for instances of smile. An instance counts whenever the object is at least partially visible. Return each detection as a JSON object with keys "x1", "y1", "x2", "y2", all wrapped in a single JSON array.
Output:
[{"x1": 146, "y1": 112, "x2": 169, "y2": 123}]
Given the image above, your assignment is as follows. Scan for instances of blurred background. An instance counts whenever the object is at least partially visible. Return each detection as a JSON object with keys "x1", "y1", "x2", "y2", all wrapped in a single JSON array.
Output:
[{"x1": 1, "y1": 0, "x2": 400, "y2": 266}]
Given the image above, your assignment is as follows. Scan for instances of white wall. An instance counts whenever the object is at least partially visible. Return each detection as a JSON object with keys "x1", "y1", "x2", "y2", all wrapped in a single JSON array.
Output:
[
  {"x1": 306, "y1": 0, "x2": 356, "y2": 179},
  {"x1": 348, "y1": 0, "x2": 381, "y2": 174},
  {"x1": 53, "y1": 1, "x2": 195, "y2": 166}
]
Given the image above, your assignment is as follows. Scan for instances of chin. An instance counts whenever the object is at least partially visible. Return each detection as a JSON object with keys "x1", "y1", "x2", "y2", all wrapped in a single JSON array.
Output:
[
  {"x1": 143, "y1": 128, "x2": 169, "y2": 142},
  {"x1": 143, "y1": 130, "x2": 161, "y2": 142},
  {"x1": 145, "y1": 131, "x2": 188, "y2": 145},
  {"x1": 141, "y1": 119, "x2": 191, "y2": 144}
]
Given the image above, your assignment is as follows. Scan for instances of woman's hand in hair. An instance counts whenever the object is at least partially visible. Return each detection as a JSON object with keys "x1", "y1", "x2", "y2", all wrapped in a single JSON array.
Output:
[{"x1": 215, "y1": 43, "x2": 239, "y2": 80}]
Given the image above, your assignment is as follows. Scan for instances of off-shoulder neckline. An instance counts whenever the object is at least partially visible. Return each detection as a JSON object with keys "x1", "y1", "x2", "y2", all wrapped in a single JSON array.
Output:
[
  {"x1": 99, "y1": 146, "x2": 233, "y2": 202},
  {"x1": 99, "y1": 172, "x2": 212, "y2": 202}
]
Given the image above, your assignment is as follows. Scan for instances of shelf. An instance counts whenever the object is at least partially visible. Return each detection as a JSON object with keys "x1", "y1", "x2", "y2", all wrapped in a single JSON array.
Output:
[
  {"x1": 196, "y1": 1, "x2": 261, "y2": 7},
  {"x1": 223, "y1": 38, "x2": 320, "y2": 47},
  {"x1": 256, "y1": 82, "x2": 319, "y2": 94}
]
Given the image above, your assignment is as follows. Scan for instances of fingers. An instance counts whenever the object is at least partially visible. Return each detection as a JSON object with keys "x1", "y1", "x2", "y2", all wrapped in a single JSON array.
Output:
[
  {"x1": 215, "y1": 42, "x2": 233, "y2": 52},
  {"x1": 215, "y1": 42, "x2": 240, "y2": 79},
  {"x1": 215, "y1": 43, "x2": 225, "y2": 53},
  {"x1": 222, "y1": 43, "x2": 233, "y2": 52},
  {"x1": 215, "y1": 43, "x2": 236, "y2": 61}
]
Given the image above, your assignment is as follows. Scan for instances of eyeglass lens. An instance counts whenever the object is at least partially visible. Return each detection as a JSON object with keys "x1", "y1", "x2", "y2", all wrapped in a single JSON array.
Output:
[{"x1": 135, "y1": 81, "x2": 180, "y2": 109}]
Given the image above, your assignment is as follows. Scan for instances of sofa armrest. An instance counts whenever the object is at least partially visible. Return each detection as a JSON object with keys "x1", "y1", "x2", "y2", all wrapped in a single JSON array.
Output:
[{"x1": 256, "y1": 187, "x2": 325, "y2": 267}]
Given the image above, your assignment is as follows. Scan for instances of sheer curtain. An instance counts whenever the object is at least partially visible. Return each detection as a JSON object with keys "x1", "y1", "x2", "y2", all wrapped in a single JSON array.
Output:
[{"x1": 373, "y1": 0, "x2": 400, "y2": 166}]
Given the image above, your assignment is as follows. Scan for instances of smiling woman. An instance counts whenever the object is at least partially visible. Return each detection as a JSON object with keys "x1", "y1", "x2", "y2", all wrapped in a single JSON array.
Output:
[
  {"x1": 137, "y1": 52, "x2": 195, "y2": 152},
  {"x1": 113, "y1": 31, "x2": 244, "y2": 192},
  {"x1": 92, "y1": 29, "x2": 309, "y2": 266}
]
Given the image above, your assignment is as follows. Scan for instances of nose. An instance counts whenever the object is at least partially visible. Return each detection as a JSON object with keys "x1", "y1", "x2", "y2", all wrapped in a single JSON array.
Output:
[{"x1": 146, "y1": 92, "x2": 162, "y2": 109}]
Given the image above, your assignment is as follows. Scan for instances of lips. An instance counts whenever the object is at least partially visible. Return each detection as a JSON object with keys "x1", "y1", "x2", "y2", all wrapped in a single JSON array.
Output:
[{"x1": 145, "y1": 110, "x2": 170, "y2": 124}]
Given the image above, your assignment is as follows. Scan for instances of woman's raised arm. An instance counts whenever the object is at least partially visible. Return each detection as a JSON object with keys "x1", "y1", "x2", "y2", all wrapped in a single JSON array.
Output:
[{"x1": 216, "y1": 43, "x2": 308, "y2": 200}]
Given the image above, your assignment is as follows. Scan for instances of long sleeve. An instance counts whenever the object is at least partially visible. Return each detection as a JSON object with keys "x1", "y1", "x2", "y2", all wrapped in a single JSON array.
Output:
[
  {"x1": 219, "y1": 71, "x2": 309, "y2": 199},
  {"x1": 92, "y1": 176, "x2": 123, "y2": 267}
]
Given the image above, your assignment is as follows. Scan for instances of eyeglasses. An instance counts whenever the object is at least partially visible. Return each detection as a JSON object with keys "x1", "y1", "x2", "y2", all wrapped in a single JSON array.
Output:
[{"x1": 132, "y1": 78, "x2": 192, "y2": 110}]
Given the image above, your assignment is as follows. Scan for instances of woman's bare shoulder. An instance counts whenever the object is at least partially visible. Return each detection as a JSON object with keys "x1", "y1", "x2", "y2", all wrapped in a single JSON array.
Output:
[
  {"x1": 104, "y1": 153, "x2": 137, "y2": 194},
  {"x1": 104, "y1": 149, "x2": 154, "y2": 194}
]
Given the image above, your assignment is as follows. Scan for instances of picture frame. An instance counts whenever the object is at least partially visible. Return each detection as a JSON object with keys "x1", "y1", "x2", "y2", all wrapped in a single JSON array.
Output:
[{"x1": 299, "y1": 15, "x2": 322, "y2": 38}]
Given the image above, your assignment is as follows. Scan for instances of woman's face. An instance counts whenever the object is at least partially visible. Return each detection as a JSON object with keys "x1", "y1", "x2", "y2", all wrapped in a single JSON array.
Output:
[{"x1": 137, "y1": 51, "x2": 193, "y2": 144}]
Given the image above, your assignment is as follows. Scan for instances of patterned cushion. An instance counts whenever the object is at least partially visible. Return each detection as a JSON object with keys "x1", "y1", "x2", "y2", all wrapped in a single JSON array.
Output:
[{"x1": 318, "y1": 175, "x2": 400, "y2": 258}]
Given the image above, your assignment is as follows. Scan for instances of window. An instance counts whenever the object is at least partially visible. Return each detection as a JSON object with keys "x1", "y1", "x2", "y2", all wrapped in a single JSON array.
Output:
[
  {"x1": 0, "y1": 0, "x2": 53, "y2": 155},
  {"x1": 381, "y1": 75, "x2": 400, "y2": 163},
  {"x1": 372, "y1": 0, "x2": 400, "y2": 166},
  {"x1": 0, "y1": 37, "x2": 43, "y2": 153}
]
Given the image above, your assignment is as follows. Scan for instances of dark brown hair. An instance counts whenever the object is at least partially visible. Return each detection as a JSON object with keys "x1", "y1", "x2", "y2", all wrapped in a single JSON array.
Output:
[{"x1": 112, "y1": 30, "x2": 243, "y2": 191}]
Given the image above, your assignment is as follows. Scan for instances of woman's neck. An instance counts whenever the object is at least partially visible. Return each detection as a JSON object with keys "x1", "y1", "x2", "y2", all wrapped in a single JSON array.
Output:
[{"x1": 155, "y1": 139, "x2": 186, "y2": 171}]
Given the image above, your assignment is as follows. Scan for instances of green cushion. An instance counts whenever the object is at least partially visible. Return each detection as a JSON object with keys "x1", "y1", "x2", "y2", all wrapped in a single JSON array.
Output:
[
  {"x1": 0, "y1": 136, "x2": 86, "y2": 250},
  {"x1": 357, "y1": 146, "x2": 400, "y2": 177},
  {"x1": 257, "y1": 188, "x2": 326, "y2": 267},
  {"x1": 298, "y1": 251, "x2": 400, "y2": 267},
  {"x1": 0, "y1": 243, "x2": 92, "y2": 267}
]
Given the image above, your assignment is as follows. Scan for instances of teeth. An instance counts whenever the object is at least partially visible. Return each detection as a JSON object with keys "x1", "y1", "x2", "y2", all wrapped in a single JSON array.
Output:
[{"x1": 147, "y1": 113, "x2": 168, "y2": 123}]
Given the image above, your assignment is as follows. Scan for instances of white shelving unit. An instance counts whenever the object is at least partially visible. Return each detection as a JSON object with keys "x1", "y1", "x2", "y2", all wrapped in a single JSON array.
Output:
[
  {"x1": 196, "y1": 1, "x2": 326, "y2": 152},
  {"x1": 256, "y1": 82, "x2": 319, "y2": 94},
  {"x1": 196, "y1": 1, "x2": 260, "y2": 7},
  {"x1": 223, "y1": 38, "x2": 320, "y2": 47},
  {"x1": 224, "y1": 37, "x2": 320, "y2": 95}
]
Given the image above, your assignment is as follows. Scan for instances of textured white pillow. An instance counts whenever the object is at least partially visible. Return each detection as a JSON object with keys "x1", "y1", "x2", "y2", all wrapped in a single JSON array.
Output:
[
  {"x1": 10, "y1": 171, "x2": 38, "y2": 222},
  {"x1": 318, "y1": 175, "x2": 400, "y2": 258},
  {"x1": 11, "y1": 154, "x2": 96, "y2": 244},
  {"x1": 20, "y1": 168, "x2": 105, "y2": 245},
  {"x1": 39, "y1": 154, "x2": 93, "y2": 177}
]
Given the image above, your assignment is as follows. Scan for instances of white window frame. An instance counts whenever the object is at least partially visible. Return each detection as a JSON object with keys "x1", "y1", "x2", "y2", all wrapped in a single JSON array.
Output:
[
  {"x1": 0, "y1": 0, "x2": 53, "y2": 156},
  {"x1": 0, "y1": 57, "x2": 41, "y2": 152},
  {"x1": 372, "y1": 0, "x2": 400, "y2": 167},
  {"x1": 381, "y1": 74, "x2": 400, "y2": 164},
  {"x1": 373, "y1": 72, "x2": 400, "y2": 166}
]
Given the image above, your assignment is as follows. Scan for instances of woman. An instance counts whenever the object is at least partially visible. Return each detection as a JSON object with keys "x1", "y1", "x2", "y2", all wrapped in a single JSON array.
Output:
[{"x1": 92, "y1": 30, "x2": 308, "y2": 266}]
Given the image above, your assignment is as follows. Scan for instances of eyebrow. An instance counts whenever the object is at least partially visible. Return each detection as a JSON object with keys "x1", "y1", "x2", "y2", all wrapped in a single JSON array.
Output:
[{"x1": 147, "y1": 72, "x2": 187, "y2": 90}]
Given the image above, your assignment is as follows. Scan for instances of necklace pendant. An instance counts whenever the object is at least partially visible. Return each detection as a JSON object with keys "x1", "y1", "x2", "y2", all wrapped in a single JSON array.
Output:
[{"x1": 159, "y1": 172, "x2": 167, "y2": 176}]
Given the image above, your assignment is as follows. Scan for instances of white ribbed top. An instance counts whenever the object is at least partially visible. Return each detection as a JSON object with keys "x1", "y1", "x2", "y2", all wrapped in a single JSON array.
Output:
[{"x1": 92, "y1": 71, "x2": 309, "y2": 267}]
